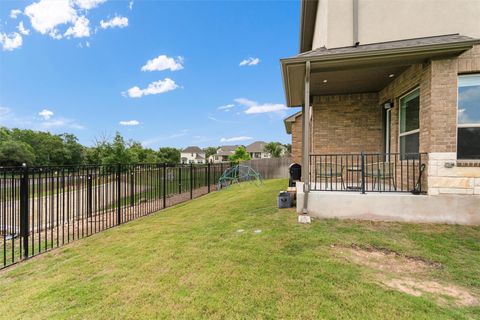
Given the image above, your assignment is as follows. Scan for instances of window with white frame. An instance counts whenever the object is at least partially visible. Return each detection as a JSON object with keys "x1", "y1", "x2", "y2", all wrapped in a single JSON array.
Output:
[
  {"x1": 399, "y1": 88, "x2": 420, "y2": 159},
  {"x1": 458, "y1": 74, "x2": 480, "y2": 159}
]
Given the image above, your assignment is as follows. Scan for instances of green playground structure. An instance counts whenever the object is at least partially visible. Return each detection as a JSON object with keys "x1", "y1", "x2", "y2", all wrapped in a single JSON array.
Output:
[{"x1": 217, "y1": 164, "x2": 263, "y2": 190}]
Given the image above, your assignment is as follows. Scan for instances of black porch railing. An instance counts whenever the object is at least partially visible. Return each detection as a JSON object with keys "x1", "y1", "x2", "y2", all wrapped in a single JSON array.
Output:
[
  {"x1": 0, "y1": 162, "x2": 229, "y2": 270},
  {"x1": 309, "y1": 153, "x2": 428, "y2": 193}
]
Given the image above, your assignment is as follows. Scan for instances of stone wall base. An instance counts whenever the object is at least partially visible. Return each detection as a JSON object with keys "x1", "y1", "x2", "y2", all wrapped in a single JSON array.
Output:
[
  {"x1": 296, "y1": 182, "x2": 480, "y2": 225},
  {"x1": 428, "y1": 152, "x2": 480, "y2": 195}
]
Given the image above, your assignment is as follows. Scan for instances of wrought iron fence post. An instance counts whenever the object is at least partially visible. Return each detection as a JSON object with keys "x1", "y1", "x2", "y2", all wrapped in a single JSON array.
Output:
[
  {"x1": 419, "y1": 153, "x2": 422, "y2": 193},
  {"x1": 360, "y1": 152, "x2": 366, "y2": 194},
  {"x1": 178, "y1": 165, "x2": 182, "y2": 194},
  {"x1": 87, "y1": 173, "x2": 93, "y2": 218},
  {"x1": 190, "y1": 163, "x2": 193, "y2": 199},
  {"x1": 117, "y1": 163, "x2": 121, "y2": 224},
  {"x1": 20, "y1": 163, "x2": 29, "y2": 259},
  {"x1": 207, "y1": 163, "x2": 211, "y2": 193},
  {"x1": 163, "y1": 163, "x2": 167, "y2": 208},
  {"x1": 130, "y1": 170, "x2": 135, "y2": 207}
]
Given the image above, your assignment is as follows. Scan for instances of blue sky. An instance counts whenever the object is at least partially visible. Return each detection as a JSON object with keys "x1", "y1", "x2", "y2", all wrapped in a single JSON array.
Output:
[{"x1": 0, "y1": 0, "x2": 300, "y2": 148}]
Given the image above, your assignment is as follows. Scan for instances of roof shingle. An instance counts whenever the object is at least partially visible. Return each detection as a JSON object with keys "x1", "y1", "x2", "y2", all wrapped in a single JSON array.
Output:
[{"x1": 294, "y1": 34, "x2": 477, "y2": 59}]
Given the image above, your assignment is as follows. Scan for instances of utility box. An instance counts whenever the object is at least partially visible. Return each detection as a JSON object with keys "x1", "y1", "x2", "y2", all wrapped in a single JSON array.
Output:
[{"x1": 277, "y1": 191, "x2": 292, "y2": 208}]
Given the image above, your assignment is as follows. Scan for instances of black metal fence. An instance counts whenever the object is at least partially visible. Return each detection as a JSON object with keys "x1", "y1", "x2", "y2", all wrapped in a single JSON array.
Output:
[
  {"x1": 1, "y1": 162, "x2": 229, "y2": 269},
  {"x1": 309, "y1": 153, "x2": 428, "y2": 193}
]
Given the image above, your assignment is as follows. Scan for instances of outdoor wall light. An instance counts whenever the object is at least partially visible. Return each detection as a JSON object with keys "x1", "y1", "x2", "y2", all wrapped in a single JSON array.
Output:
[
  {"x1": 323, "y1": 79, "x2": 328, "y2": 83},
  {"x1": 389, "y1": 73, "x2": 395, "y2": 78},
  {"x1": 383, "y1": 101, "x2": 393, "y2": 110}
]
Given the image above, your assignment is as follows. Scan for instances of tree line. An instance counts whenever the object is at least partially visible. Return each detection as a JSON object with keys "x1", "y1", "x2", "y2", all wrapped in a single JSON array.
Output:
[{"x1": 0, "y1": 127, "x2": 291, "y2": 167}]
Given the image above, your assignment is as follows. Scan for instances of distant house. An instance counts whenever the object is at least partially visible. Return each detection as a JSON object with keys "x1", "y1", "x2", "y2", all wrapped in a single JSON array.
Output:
[
  {"x1": 209, "y1": 145, "x2": 238, "y2": 163},
  {"x1": 180, "y1": 146, "x2": 206, "y2": 164},
  {"x1": 246, "y1": 141, "x2": 271, "y2": 159}
]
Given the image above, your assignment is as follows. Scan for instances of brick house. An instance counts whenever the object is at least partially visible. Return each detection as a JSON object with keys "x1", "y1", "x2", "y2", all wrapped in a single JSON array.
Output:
[{"x1": 282, "y1": 0, "x2": 480, "y2": 224}]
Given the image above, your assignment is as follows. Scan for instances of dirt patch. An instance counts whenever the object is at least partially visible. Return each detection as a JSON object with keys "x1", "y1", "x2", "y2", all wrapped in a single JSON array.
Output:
[
  {"x1": 333, "y1": 244, "x2": 441, "y2": 274},
  {"x1": 333, "y1": 244, "x2": 478, "y2": 307},
  {"x1": 384, "y1": 278, "x2": 478, "y2": 307}
]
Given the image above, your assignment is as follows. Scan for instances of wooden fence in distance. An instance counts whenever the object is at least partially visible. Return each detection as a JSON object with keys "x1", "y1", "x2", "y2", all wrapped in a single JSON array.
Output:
[{"x1": 242, "y1": 157, "x2": 293, "y2": 179}]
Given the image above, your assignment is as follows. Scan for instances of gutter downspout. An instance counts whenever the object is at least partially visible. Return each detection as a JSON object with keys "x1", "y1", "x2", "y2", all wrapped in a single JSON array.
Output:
[
  {"x1": 353, "y1": 0, "x2": 359, "y2": 46},
  {"x1": 302, "y1": 61, "x2": 311, "y2": 215}
]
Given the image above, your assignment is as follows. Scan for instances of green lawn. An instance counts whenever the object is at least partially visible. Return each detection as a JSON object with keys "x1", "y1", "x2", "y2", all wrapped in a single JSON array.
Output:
[{"x1": 1, "y1": 179, "x2": 479, "y2": 319}]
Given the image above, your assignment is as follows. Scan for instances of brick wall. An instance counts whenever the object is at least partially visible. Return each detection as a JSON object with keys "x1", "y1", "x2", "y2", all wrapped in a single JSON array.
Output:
[
  {"x1": 291, "y1": 115, "x2": 303, "y2": 164},
  {"x1": 429, "y1": 58, "x2": 459, "y2": 153},
  {"x1": 311, "y1": 93, "x2": 382, "y2": 154},
  {"x1": 378, "y1": 46, "x2": 480, "y2": 155},
  {"x1": 458, "y1": 44, "x2": 480, "y2": 73},
  {"x1": 379, "y1": 63, "x2": 429, "y2": 153},
  {"x1": 427, "y1": 45, "x2": 480, "y2": 195},
  {"x1": 378, "y1": 45, "x2": 480, "y2": 195},
  {"x1": 290, "y1": 45, "x2": 480, "y2": 195}
]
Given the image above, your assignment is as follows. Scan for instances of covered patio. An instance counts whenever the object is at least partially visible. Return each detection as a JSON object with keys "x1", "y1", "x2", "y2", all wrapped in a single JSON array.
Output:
[{"x1": 281, "y1": 34, "x2": 480, "y2": 223}]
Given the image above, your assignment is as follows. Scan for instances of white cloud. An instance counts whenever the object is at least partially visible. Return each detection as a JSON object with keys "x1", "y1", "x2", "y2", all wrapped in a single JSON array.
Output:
[
  {"x1": 0, "y1": 106, "x2": 33, "y2": 128},
  {"x1": 64, "y1": 16, "x2": 90, "y2": 38},
  {"x1": 74, "y1": 0, "x2": 107, "y2": 10},
  {"x1": 1, "y1": 106, "x2": 82, "y2": 130},
  {"x1": 10, "y1": 9, "x2": 22, "y2": 19},
  {"x1": 38, "y1": 109, "x2": 54, "y2": 120},
  {"x1": 100, "y1": 16, "x2": 128, "y2": 29},
  {"x1": 208, "y1": 116, "x2": 235, "y2": 124},
  {"x1": 220, "y1": 136, "x2": 253, "y2": 143},
  {"x1": 235, "y1": 98, "x2": 287, "y2": 114},
  {"x1": 128, "y1": 1, "x2": 134, "y2": 10},
  {"x1": 142, "y1": 129, "x2": 188, "y2": 147},
  {"x1": 239, "y1": 57, "x2": 260, "y2": 66},
  {"x1": 0, "y1": 32, "x2": 23, "y2": 51},
  {"x1": 0, "y1": 106, "x2": 12, "y2": 118},
  {"x1": 218, "y1": 104, "x2": 235, "y2": 110},
  {"x1": 25, "y1": 0, "x2": 78, "y2": 37},
  {"x1": 141, "y1": 55, "x2": 184, "y2": 72},
  {"x1": 17, "y1": 22, "x2": 30, "y2": 35},
  {"x1": 7, "y1": 0, "x2": 120, "y2": 45},
  {"x1": 40, "y1": 118, "x2": 84, "y2": 130},
  {"x1": 119, "y1": 120, "x2": 140, "y2": 126},
  {"x1": 123, "y1": 78, "x2": 179, "y2": 98}
]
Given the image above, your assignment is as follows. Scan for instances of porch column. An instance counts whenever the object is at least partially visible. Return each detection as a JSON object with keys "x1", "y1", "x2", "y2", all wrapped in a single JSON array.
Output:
[{"x1": 302, "y1": 61, "x2": 310, "y2": 214}]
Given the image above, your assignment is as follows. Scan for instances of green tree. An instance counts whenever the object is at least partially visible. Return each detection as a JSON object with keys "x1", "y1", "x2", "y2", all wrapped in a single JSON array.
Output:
[
  {"x1": 157, "y1": 147, "x2": 180, "y2": 164},
  {"x1": 203, "y1": 146, "x2": 218, "y2": 159},
  {"x1": 85, "y1": 135, "x2": 112, "y2": 165},
  {"x1": 0, "y1": 127, "x2": 11, "y2": 141},
  {"x1": 103, "y1": 132, "x2": 133, "y2": 165},
  {"x1": 60, "y1": 133, "x2": 85, "y2": 165},
  {"x1": 129, "y1": 142, "x2": 158, "y2": 163},
  {"x1": 229, "y1": 146, "x2": 251, "y2": 163},
  {"x1": 264, "y1": 142, "x2": 283, "y2": 158},
  {"x1": 0, "y1": 140, "x2": 36, "y2": 166},
  {"x1": 8, "y1": 128, "x2": 78, "y2": 165}
]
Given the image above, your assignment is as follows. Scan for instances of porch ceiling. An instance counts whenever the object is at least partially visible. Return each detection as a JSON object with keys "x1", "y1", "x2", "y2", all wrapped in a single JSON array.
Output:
[
  {"x1": 310, "y1": 65, "x2": 408, "y2": 96},
  {"x1": 281, "y1": 34, "x2": 480, "y2": 107}
]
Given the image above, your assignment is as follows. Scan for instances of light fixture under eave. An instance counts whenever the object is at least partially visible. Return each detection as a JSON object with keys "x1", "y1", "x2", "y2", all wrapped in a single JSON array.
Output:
[
  {"x1": 388, "y1": 73, "x2": 395, "y2": 78},
  {"x1": 323, "y1": 79, "x2": 328, "y2": 83},
  {"x1": 383, "y1": 100, "x2": 394, "y2": 110}
]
